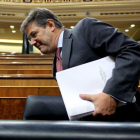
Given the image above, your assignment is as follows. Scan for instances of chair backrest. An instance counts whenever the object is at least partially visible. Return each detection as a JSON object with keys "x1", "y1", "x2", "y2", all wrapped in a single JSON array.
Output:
[{"x1": 23, "y1": 95, "x2": 69, "y2": 120}]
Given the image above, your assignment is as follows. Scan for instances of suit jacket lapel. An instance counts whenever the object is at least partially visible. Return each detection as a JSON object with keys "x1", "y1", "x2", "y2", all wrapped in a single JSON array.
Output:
[
  {"x1": 52, "y1": 28, "x2": 72, "y2": 78},
  {"x1": 62, "y1": 29, "x2": 72, "y2": 70}
]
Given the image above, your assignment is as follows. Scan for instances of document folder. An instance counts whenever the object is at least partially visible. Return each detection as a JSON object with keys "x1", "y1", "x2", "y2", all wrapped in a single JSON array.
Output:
[{"x1": 56, "y1": 56, "x2": 115, "y2": 120}]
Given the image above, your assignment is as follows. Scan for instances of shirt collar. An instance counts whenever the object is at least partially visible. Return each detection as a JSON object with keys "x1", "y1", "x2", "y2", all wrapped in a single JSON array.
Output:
[{"x1": 57, "y1": 30, "x2": 64, "y2": 48}]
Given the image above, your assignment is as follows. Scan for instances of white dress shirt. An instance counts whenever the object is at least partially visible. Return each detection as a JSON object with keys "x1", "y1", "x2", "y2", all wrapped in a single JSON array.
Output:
[{"x1": 57, "y1": 30, "x2": 64, "y2": 58}]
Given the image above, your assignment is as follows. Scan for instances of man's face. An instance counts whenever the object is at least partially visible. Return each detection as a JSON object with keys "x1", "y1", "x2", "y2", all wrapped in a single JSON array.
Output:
[{"x1": 25, "y1": 22, "x2": 57, "y2": 54}]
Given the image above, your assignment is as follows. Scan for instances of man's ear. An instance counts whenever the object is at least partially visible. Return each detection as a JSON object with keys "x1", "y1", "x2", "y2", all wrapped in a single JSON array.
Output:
[{"x1": 46, "y1": 19, "x2": 55, "y2": 32}]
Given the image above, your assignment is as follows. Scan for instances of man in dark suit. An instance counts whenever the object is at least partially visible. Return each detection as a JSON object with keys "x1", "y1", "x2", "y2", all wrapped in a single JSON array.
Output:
[{"x1": 20, "y1": 8, "x2": 140, "y2": 121}]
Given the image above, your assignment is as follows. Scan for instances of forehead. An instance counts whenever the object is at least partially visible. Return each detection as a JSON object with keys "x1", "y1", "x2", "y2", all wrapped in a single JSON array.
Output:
[{"x1": 25, "y1": 22, "x2": 39, "y2": 37}]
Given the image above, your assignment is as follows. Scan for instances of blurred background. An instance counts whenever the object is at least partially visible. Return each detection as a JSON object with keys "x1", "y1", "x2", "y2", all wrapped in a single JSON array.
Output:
[{"x1": 0, "y1": 0, "x2": 140, "y2": 53}]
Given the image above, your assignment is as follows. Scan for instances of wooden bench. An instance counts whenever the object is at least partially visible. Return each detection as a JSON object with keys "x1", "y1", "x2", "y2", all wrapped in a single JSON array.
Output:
[
  {"x1": 0, "y1": 53, "x2": 52, "y2": 119},
  {"x1": 0, "y1": 72, "x2": 59, "y2": 120},
  {"x1": 0, "y1": 82, "x2": 139, "y2": 120},
  {"x1": 0, "y1": 70, "x2": 52, "y2": 74},
  {"x1": 0, "y1": 74, "x2": 57, "y2": 86},
  {"x1": 0, "y1": 53, "x2": 54, "y2": 58},
  {"x1": 0, "y1": 57, "x2": 53, "y2": 63},
  {"x1": 0, "y1": 86, "x2": 60, "y2": 120},
  {"x1": 0, "y1": 62, "x2": 53, "y2": 70},
  {"x1": 0, "y1": 86, "x2": 60, "y2": 97},
  {"x1": 0, "y1": 98, "x2": 26, "y2": 120}
]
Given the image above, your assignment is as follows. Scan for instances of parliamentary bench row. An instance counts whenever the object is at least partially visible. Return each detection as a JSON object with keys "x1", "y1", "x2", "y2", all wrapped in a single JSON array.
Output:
[
  {"x1": 0, "y1": 73, "x2": 59, "y2": 120},
  {"x1": 0, "y1": 62, "x2": 53, "y2": 69},
  {"x1": 0, "y1": 76, "x2": 139, "y2": 120},
  {"x1": 0, "y1": 69, "x2": 52, "y2": 74},
  {"x1": 1, "y1": 87, "x2": 140, "y2": 120},
  {"x1": 0, "y1": 81, "x2": 139, "y2": 98},
  {"x1": 0, "y1": 53, "x2": 54, "y2": 58},
  {"x1": 0, "y1": 73, "x2": 139, "y2": 95},
  {"x1": 0, "y1": 52, "x2": 54, "y2": 55},
  {"x1": 0, "y1": 53, "x2": 54, "y2": 72},
  {"x1": 0, "y1": 85, "x2": 60, "y2": 120},
  {"x1": 0, "y1": 57, "x2": 53, "y2": 63},
  {"x1": 0, "y1": 74, "x2": 57, "y2": 86},
  {"x1": 0, "y1": 54, "x2": 55, "y2": 119},
  {"x1": 0, "y1": 86, "x2": 60, "y2": 97}
]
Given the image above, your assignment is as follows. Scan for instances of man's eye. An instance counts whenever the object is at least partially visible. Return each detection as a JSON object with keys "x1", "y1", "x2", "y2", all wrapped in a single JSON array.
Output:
[{"x1": 32, "y1": 32, "x2": 37, "y2": 38}]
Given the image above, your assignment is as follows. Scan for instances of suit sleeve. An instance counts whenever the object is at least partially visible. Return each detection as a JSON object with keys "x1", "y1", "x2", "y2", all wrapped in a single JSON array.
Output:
[{"x1": 82, "y1": 18, "x2": 140, "y2": 103}]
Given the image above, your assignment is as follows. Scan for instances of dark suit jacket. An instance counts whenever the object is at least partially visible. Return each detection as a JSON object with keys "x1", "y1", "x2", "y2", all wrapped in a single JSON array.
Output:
[{"x1": 53, "y1": 17, "x2": 140, "y2": 103}]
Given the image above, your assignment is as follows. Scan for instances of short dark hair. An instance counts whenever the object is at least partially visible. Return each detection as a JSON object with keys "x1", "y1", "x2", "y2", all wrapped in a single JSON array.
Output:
[{"x1": 20, "y1": 8, "x2": 63, "y2": 32}]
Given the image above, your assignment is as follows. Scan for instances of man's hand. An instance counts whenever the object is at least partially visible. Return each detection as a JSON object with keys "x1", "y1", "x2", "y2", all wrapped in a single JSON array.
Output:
[{"x1": 79, "y1": 92, "x2": 117, "y2": 117}]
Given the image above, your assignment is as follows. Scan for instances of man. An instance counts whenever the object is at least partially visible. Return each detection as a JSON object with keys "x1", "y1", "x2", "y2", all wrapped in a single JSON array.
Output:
[{"x1": 20, "y1": 8, "x2": 140, "y2": 121}]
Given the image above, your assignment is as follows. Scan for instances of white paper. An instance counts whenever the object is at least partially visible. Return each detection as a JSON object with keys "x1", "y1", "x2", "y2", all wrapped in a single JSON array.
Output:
[{"x1": 56, "y1": 56, "x2": 115, "y2": 120}]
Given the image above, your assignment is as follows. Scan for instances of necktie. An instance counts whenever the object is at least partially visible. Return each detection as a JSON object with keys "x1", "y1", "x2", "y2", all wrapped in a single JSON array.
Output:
[{"x1": 56, "y1": 48, "x2": 63, "y2": 72}]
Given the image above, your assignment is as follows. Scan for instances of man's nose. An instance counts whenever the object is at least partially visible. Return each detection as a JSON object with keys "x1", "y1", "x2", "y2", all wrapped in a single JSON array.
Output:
[{"x1": 30, "y1": 38, "x2": 36, "y2": 46}]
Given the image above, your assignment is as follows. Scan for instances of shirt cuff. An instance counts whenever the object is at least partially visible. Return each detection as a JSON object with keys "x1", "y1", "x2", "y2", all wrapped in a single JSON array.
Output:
[{"x1": 109, "y1": 95, "x2": 136, "y2": 107}]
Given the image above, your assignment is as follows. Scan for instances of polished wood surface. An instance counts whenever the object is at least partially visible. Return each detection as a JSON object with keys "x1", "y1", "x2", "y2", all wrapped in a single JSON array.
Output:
[
  {"x1": 0, "y1": 86, "x2": 61, "y2": 120},
  {"x1": 0, "y1": 57, "x2": 53, "y2": 59},
  {"x1": 0, "y1": 74, "x2": 53, "y2": 78},
  {"x1": 38, "y1": 87, "x2": 61, "y2": 96},
  {"x1": 0, "y1": 87, "x2": 38, "y2": 97},
  {"x1": 0, "y1": 54, "x2": 54, "y2": 58},
  {"x1": 0, "y1": 53, "x2": 56, "y2": 119},
  {"x1": 0, "y1": 63, "x2": 52, "y2": 70},
  {"x1": 0, "y1": 86, "x2": 60, "y2": 97},
  {"x1": 0, "y1": 79, "x2": 57, "y2": 86},
  {"x1": 0, "y1": 70, "x2": 52, "y2": 74},
  {"x1": 0, "y1": 62, "x2": 52, "y2": 65},
  {"x1": 0, "y1": 98, "x2": 26, "y2": 120},
  {"x1": 0, "y1": 57, "x2": 53, "y2": 63},
  {"x1": 0, "y1": 74, "x2": 57, "y2": 86}
]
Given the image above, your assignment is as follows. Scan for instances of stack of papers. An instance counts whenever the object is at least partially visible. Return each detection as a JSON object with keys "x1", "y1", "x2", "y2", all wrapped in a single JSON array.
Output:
[{"x1": 56, "y1": 56, "x2": 115, "y2": 120}]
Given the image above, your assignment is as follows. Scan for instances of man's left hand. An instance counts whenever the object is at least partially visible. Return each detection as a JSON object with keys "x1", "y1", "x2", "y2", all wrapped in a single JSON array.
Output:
[{"x1": 79, "y1": 92, "x2": 117, "y2": 117}]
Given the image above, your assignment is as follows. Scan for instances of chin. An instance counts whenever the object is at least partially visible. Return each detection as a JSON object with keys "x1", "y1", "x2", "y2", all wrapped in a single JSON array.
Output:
[
  {"x1": 40, "y1": 49, "x2": 49, "y2": 54},
  {"x1": 41, "y1": 51, "x2": 48, "y2": 54}
]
